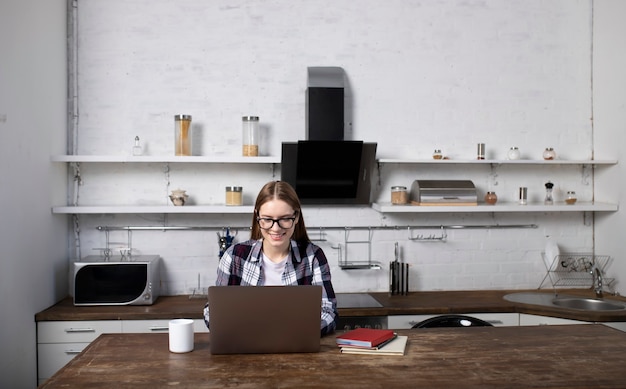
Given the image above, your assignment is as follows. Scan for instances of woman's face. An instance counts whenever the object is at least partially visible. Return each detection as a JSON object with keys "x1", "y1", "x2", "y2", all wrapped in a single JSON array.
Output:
[{"x1": 257, "y1": 199, "x2": 299, "y2": 254}]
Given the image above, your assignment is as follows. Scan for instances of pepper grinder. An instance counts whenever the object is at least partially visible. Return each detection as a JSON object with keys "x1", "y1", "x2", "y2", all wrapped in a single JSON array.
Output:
[
  {"x1": 132, "y1": 136, "x2": 143, "y2": 156},
  {"x1": 544, "y1": 182, "x2": 554, "y2": 205}
]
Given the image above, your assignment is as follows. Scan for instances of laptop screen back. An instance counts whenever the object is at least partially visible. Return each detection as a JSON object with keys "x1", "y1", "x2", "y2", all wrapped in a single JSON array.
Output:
[{"x1": 208, "y1": 285, "x2": 322, "y2": 354}]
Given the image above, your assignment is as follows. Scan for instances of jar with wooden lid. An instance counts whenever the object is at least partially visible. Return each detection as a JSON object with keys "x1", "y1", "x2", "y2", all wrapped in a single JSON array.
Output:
[
  {"x1": 225, "y1": 186, "x2": 243, "y2": 206},
  {"x1": 391, "y1": 186, "x2": 408, "y2": 205}
]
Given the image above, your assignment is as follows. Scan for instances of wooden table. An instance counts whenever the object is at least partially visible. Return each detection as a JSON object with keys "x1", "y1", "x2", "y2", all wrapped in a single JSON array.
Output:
[{"x1": 39, "y1": 324, "x2": 626, "y2": 388}]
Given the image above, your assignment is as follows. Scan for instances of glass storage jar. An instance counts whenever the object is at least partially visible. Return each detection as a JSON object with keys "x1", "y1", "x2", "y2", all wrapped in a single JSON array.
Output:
[
  {"x1": 432, "y1": 149, "x2": 443, "y2": 160},
  {"x1": 484, "y1": 192, "x2": 498, "y2": 205},
  {"x1": 391, "y1": 186, "x2": 408, "y2": 205},
  {"x1": 242, "y1": 116, "x2": 259, "y2": 156},
  {"x1": 174, "y1": 115, "x2": 192, "y2": 156},
  {"x1": 565, "y1": 191, "x2": 577, "y2": 205},
  {"x1": 225, "y1": 186, "x2": 243, "y2": 206},
  {"x1": 507, "y1": 147, "x2": 520, "y2": 160},
  {"x1": 543, "y1": 147, "x2": 556, "y2": 160}
]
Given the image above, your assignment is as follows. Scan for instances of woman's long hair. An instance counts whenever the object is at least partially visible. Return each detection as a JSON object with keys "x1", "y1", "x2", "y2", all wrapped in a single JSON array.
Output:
[{"x1": 250, "y1": 181, "x2": 309, "y2": 243}]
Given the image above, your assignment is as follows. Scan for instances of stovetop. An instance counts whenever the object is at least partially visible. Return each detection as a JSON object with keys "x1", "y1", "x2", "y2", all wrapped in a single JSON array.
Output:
[{"x1": 336, "y1": 293, "x2": 383, "y2": 308}]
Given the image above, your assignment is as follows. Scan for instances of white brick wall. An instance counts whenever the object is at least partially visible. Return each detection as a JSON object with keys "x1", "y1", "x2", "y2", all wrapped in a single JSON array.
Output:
[{"x1": 69, "y1": 0, "x2": 614, "y2": 294}]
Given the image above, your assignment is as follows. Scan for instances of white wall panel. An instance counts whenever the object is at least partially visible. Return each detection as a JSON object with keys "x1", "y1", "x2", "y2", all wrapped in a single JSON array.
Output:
[{"x1": 69, "y1": 0, "x2": 615, "y2": 295}]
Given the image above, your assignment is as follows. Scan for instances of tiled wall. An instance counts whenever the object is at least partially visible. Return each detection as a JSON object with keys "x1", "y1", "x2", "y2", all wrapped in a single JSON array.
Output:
[{"x1": 70, "y1": 0, "x2": 608, "y2": 294}]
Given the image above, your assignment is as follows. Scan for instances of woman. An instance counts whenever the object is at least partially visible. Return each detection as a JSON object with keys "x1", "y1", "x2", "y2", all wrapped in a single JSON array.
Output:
[{"x1": 203, "y1": 181, "x2": 338, "y2": 335}]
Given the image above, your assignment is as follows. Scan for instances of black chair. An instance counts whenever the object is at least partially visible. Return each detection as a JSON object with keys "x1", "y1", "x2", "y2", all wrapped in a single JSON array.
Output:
[{"x1": 411, "y1": 314, "x2": 494, "y2": 328}]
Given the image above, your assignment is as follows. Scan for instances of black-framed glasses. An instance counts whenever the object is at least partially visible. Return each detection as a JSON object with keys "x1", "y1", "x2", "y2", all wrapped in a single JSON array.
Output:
[{"x1": 256, "y1": 215, "x2": 297, "y2": 230}]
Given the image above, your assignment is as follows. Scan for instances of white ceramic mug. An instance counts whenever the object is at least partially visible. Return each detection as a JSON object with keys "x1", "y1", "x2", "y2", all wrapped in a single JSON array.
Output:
[{"x1": 169, "y1": 318, "x2": 194, "y2": 353}]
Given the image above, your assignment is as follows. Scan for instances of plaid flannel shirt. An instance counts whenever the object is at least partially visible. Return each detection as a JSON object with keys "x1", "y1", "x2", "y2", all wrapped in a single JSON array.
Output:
[{"x1": 203, "y1": 238, "x2": 338, "y2": 335}]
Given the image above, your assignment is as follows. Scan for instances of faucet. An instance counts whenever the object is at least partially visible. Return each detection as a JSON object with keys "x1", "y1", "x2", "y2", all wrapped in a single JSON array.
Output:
[{"x1": 591, "y1": 264, "x2": 604, "y2": 298}]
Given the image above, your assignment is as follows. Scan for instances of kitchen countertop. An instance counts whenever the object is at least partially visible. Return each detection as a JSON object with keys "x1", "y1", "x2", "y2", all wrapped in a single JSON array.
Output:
[
  {"x1": 35, "y1": 289, "x2": 626, "y2": 322},
  {"x1": 39, "y1": 325, "x2": 626, "y2": 388}
]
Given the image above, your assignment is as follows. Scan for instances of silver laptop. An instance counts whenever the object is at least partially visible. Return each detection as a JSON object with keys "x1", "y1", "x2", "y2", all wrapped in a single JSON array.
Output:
[{"x1": 208, "y1": 285, "x2": 322, "y2": 354}]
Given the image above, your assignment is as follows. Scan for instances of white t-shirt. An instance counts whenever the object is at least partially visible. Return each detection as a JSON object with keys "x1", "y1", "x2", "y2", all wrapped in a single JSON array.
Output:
[{"x1": 262, "y1": 253, "x2": 288, "y2": 286}]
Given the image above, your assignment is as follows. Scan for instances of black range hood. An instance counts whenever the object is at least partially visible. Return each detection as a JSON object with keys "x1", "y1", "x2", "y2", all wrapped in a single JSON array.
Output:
[
  {"x1": 281, "y1": 67, "x2": 376, "y2": 204},
  {"x1": 281, "y1": 141, "x2": 377, "y2": 205},
  {"x1": 281, "y1": 67, "x2": 377, "y2": 205}
]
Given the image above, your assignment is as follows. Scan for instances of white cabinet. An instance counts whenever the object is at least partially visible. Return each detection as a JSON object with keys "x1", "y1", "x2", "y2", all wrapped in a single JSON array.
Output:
[
  {"x1": 388, "y1": 313, "x2": 519, "y2": 329},
  {"x1": 518, "y1": 314, "x2": 587, "y2": 326},
  {"x1": 37, "y1": 319, "x2": 209, "y2": 384},
  {"x1": 37, "y1": 320, "x2": 122, "y2": 385}
]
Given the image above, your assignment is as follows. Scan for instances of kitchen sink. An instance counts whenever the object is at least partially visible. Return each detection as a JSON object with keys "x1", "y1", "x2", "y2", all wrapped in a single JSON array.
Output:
[
  {"x1": 503, "y1": 292, "x2": 626, "y2": 312},
  {"x1": 551, "y1": 297, "x2": 626, "y2": 311}
]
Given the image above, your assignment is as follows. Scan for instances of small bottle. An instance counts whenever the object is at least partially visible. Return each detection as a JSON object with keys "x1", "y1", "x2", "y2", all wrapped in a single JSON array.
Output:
[
  {"x1": 432, "y1": 149, "x2": 443, "y2": 160},
  {"x1": 391, "y1": 186, "x2": 408, "y2": 205},
  {"x1": 132, "y1": 136, "x2": 143, "y2": 156},
  {"x1": 543, "y1": 147, "x2": 556, "y2": 160},
  {"x1": 225, "y1": 186, "x2": 243, "y2": 206},
  {"x1": 544, "y1": 182, "x2": 554, "y2": 205},
  {"x1": 565, "y1": 191, "x2": 577, "y2": 205},
  {"x1": 519, "y1": 187, "x2": 528, "y2": 205},
  {"x1": 242, "y1": 116, "x2": 259, "y2": 156},
  {"x1": 484, "y1": 192, "x2": 498, "y2": 205},
  {"x1": 507, "y1": 147, "x2": 520, "y2": 160},
  {"x1": 477, "y1": 143, "x2": 485, "y2": 160},
  {"x1": 174, "y1": 115, "x2": 192, "y2": 156}
]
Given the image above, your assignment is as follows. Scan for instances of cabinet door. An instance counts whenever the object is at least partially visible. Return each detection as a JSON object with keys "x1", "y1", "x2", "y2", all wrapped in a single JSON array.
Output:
[
  {"x1": 37, "y1": 342, "x2": 88, "y2": 381},
  {"x1": 37, "y1": 320, "x2": 122, "y2": 343},
  {"x1": 519, "y1": 314, "x2": 586, "y2": 326},
  {"x1": 388, "y1": 313, "x2": 519, "y2": 329}
]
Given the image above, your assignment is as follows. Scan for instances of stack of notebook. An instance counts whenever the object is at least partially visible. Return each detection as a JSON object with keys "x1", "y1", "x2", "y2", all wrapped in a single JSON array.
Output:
[{"x1": 336, "y1": 328, "x2": 408, "y2": 356}]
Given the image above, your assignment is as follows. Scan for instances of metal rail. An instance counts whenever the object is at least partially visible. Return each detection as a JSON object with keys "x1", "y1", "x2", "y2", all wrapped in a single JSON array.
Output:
[{"x1": 96, "y1": 224, "x2": 537, "y2": 232}]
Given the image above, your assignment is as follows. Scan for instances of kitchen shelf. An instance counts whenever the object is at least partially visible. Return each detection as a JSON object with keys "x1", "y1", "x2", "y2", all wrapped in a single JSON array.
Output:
[
  {"x1": 377, "y1": 158, "x2": 617, "y2": 166},
  {"x1": 372, "y1": 202, "x2": 618, "y2": 213},
  {"x1": 52, "y1": 205, "x2": 256, "y2": 214},
  {"x1": 51, "y1": 155, "x2": 281, "y2": 164}
]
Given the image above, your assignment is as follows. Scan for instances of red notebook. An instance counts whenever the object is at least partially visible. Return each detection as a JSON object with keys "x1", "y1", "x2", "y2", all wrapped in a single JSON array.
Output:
[{"x1": 336, "y1": 328, "x2": 396, "y2": 348}]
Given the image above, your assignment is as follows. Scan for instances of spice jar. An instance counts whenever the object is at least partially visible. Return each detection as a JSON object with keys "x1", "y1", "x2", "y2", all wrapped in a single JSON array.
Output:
[
  {"x1": 519, "y1": 187, "x2": 528, "y2": 205},
  {"x1": 225, "y1": 186, "x2": 243, "y2": 206},
  {"x1": 565, "y1": 191, "x2": 577, "y2": 205},
  {"x1": 242, "y1": 116, "x2": 259, "y2": 156},
  {"x1": 484, "y1": 192, "x2": 498, "y2": 205},
  {"x1": 391, "y1": 186, "x2": 408, "y2": 205},
  {"x1": 174, "y1": 115, "x2": 192, "y2": 156},
  {"x1": 432, "y1": 149, "x2": 443, "y2": 160},
  {"x1": 477, "y1": 143, "x2": 485, "y2": 160},
  {"x1": 543, "y1": 147, "x2": 556, "y2": 160},
  {"x1": 507, "y1": 147, "x2": 520, "y2": 160}
]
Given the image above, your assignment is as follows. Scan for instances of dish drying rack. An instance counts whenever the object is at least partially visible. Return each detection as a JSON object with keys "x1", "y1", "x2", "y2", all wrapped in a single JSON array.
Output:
[{"x1": 539, "y1": 252, "x2": 614, "y2": 292}]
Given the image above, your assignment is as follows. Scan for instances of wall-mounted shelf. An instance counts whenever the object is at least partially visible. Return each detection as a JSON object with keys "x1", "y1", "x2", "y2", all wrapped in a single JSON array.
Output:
[
  {"x1": 377, "y1": 158, "x2": 618, "y2": 166},
  {"x1": 372, "y1": 202, "x2": 618, "y2": 213},
  {"x1": 52, "y1": 205, "x2": 256, "y2": 214},
  {"x1": 51, "y1": 155, "x2": 281, "y2": 163}
]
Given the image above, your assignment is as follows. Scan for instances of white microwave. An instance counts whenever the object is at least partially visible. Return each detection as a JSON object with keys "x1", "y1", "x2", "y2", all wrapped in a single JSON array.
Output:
[{"x1": 72, "y1": 255, "x2": 161, "y2": 306}]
